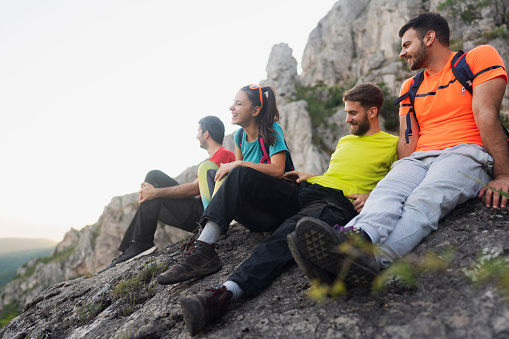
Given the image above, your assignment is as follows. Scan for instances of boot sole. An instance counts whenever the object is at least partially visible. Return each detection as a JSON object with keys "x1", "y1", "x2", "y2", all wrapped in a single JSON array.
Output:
[
  {"x1": 294, "y1": 217, "x2": 346, "y2": 276},
  {"x1": 295, "y1": 217, "x2": 377, "y2": 287},
  {"x1": 287, "y1": 232, "x2": 333, "y2": 284},
  {"x1": 180, "y1": 295, "x2": 206, "y2": 336}
]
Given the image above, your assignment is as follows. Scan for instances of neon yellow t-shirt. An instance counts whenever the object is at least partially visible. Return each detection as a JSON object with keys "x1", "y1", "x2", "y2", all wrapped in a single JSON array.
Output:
[{"x1": 307, "y1": 131, "x2": 398, "y2": 196}]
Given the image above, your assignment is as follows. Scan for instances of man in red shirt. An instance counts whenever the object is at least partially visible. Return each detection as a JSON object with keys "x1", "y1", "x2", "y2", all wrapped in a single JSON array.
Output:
[
  {"x1": 291, "y1": 12, "x2": 509, "y2": 288},
  {"x1": 103, "y1": 116, "x2": 235, "y2": 271}
]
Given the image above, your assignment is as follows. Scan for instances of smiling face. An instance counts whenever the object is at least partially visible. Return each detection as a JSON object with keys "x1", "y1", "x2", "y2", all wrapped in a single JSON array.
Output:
[
  {"x1": 400, "y1": 28, "x2": 429, "y2": 71},
  {"x1": 344, "y1": 101, "x2": 371, "y2": 136},
  {"x1": 230, "y1": 90, "x2": 257, "y2": 127},
  {"x1": 196, "y1": 125, "x2": 207, "y2": 149}
]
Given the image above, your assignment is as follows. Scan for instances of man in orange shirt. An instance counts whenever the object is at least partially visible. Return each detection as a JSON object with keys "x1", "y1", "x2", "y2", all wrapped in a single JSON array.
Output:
[{"x1": 290, "y1": 12, "x2": 509, "y2": 286}]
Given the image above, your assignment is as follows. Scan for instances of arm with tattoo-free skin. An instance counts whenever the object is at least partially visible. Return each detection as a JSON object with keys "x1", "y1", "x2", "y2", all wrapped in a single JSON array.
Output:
[
  {"x1": 397, "y1": 113, "x2": 420, "y2": 159},
  {"x1": 138, "y1": 179, "x2": 200, "y2": 203},
  {"x1": 472, "y1": 77, "x2": 509, "y2": 209},
  {"x1": 214, "y1": 146, "x2": 286, "y2": 181}
]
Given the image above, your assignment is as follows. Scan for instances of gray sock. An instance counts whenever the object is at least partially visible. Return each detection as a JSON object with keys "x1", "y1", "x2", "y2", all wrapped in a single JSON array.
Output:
[
  {"x1": 197, "y1": 221, "x2": 222, "y2": 244},
  {"x1": 223, "y1": 280, "x2": 244, "y2": 301}
]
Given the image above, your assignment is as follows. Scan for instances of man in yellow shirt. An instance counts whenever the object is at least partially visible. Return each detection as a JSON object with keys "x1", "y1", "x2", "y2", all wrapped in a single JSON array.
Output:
[{"x1": 177, "y1": 82, "x2": 399, "y2": 336}]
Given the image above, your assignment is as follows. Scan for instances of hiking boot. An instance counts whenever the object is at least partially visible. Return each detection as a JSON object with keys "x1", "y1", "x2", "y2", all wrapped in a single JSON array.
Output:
[
  {"x1": 294, "y1": 217, "x2": 379, "y2": 287},
  {"x1": 287, "y1": 231, "x2": 335, "y2": 284},
  {"x1": 180, "y1": 284, "x2": 233, "y2": 336},
  {"x1": 99, "y1": 241, "x2": 157, "y2": 273},
  {"x1": 157, "y1": 240, "x2": 222, "y2": 285}
]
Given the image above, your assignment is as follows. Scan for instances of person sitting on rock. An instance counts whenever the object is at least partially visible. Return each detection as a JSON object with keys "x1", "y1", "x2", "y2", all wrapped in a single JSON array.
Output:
[
  {"x1": 102, "y1": 115, "x2": 235, "y2": 271},
  {"x1": 156, "y1": 83, "x2": 294, "y2": 285},
  {"x1": 290, "y1": 12, "x2": 509, "y2": 296},
  {"x1": 173, "y1": 82, "x2": 399, "y2": 336}
]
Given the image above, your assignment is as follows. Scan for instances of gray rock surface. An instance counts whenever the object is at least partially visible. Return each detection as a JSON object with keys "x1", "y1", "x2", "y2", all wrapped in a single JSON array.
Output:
[{"x1": 1, "y1": 199, "x2": 508, "y2": 339}]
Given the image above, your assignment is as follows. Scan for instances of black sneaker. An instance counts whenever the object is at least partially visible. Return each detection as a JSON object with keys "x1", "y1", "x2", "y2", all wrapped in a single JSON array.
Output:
[
  {"x1": 294, "y1": 217, "x2": 379, "y2": 287},
  {"x1": 156, "y1": 240, "x2": 222, "y2": 285},
  {"x1": 287, "y1": 231, "x2": 335, "y2": 284},
  {"x1": 100, "y1": 241, "x2": 157, "y2": 272},
  {"x1": 180, "y1": 284, "x2": 233, "y2": 336}
]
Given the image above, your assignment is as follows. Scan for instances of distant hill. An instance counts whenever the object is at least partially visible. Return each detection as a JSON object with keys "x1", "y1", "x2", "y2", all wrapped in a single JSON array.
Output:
[
  {"x1": 0, "y1": 238, "x2": 56, "y2": 287},
  {"x1": 0, "y1": 238, "x2": 56, "y2": 255}
]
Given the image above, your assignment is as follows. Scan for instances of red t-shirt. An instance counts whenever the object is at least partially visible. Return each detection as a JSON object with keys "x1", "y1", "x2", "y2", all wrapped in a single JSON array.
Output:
[
  {"x1": 209, "y1": 147, "x2": 235, "y2": 166},
  {"x1": 398, "y1": 45, "x2": 508, "y2": 152}
]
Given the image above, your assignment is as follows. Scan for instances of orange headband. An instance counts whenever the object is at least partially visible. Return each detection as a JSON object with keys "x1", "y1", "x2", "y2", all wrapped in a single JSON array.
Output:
[{"x1": 248, "y1": 84, "x2": 263, "y2": 110}]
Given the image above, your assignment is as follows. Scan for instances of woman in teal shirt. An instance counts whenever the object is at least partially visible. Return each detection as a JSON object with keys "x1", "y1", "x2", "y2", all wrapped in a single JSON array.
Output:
[{"x1": 215, "y1": 84, "x2": 290, "y2": 181}]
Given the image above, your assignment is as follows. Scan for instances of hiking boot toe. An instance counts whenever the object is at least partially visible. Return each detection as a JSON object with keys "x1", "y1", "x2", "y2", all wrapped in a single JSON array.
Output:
[
  {"x1": 157, "y1": 240, "x2": 222, "y2": 285},
  {"x1": 180, "y1": 285, "x2": 232, "y2": 336}
]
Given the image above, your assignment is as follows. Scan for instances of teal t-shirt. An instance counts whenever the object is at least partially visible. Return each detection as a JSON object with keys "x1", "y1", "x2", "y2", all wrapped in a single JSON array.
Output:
[{"x1": 234, "y1": 122, "x2": 288, "y2": 163}]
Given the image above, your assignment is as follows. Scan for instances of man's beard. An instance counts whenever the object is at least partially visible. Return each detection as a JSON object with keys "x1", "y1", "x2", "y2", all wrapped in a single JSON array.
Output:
[
  {"x1": 409, "y1": 42, "x2": 428, "y2": 71},
  {"x1": 350, "y1": 118, "x2": 370, "y2": 136}
]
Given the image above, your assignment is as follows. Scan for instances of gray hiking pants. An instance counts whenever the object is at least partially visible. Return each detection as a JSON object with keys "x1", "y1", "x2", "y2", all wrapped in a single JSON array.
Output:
[{"x1": 345, "y1": 144, "x2": 493, "y2": 268}]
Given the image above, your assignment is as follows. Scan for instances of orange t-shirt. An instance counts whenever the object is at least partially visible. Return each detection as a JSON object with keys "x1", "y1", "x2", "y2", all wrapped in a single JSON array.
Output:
[{"x1": 398, "y1": 45, "x2": 508, "y2": 152}]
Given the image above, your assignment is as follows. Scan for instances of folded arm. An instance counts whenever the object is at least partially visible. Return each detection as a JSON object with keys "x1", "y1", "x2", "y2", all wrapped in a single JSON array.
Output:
[{"x1": 138, "y1": 179, "x2": 200, "y2": 203}]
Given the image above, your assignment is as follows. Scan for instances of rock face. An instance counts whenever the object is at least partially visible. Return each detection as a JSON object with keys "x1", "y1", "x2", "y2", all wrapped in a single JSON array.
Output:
[
  {"x1": 0, "y1": 194, "x2": 190, "y2": 316},
  {"x1": 1, "y1": 199, "x2": 508, "y2": 339},
  {"x1": 2, "y1": 0, "x2": 509, "y2": 336}
]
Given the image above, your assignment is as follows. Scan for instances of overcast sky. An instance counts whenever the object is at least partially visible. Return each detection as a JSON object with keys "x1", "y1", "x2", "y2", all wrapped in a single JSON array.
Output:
[{"x1": 0, "y1": 0, "x2": 338, "y2": 242}]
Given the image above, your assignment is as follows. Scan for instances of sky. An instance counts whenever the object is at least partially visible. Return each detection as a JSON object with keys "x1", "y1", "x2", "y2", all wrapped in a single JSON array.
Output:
[{"x1": 0, "y1": 0, "x2": 339, "y2": 242}]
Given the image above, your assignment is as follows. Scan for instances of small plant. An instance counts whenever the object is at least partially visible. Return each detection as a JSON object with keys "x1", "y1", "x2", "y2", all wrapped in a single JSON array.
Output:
[
  {"x1": 77, "y1": 294, "x2": 104, "y2": 323},
  {"x1": 145, "y1": 280, "x2": 157, "y2": 297},
  {"x1": 111, "y1": 276, "x2": 143, "y2": 300},
  {"x1": 0, "y1": 301, "x2": 20, "y2": 328},
  {"x1": 117, "y1": 326, "x2": 137, "y2": 339},
  {"x1": 460, "y1": 171, "x2": 509, "y2": 199},
  {"x1": 121, "y1": 295, "x2": 136, "y2": 317},
  {"x1": 294, "y1": 83, "x2": 346, "y2": 129},
  {"x1": 464, "y1": 254, "x2": 509, "y2": 298},
  {"x1": 138, "y1": 260, "x2": 168, "y2": 282}
]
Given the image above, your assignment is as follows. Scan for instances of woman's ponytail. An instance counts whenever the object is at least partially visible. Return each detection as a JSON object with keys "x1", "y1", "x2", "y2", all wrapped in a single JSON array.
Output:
[{"x1": 241, "y1": 85, "x2": 280, "y2": 146}]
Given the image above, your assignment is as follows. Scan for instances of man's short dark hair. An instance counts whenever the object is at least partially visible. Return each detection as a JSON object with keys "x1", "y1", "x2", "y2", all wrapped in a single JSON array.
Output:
[
  {"x1": 198, "y1": 116, "x2": 225, "y2": 144},
  {"x1": 399, "y1": 12, "x2": 450, "y2": 47},
  {"x1": 343, "y1": 82, "x2": 384, "y2": 111}
]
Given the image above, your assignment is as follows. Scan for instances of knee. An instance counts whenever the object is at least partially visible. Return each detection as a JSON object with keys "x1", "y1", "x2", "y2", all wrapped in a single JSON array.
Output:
[
  {"x1": 229, "y1": 166, "x2": 255, "y2": 180},
  {"x1": 145, "y1": 170, "x2": 165, "y2": 183},
  {"x1": 198, "y1": 161, "x2": 219, "y2": 177}
]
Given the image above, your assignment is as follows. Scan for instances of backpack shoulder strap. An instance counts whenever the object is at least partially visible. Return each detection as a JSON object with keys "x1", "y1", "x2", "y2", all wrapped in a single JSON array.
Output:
[
  {"x1": 451, "y1": 50, "x2": 509, "y2": 143},
  {"x1": 236, "y1": 129, "x2": 244, "y2": 149},
  {"x1": 258, "y1": 135, "x2": 296, "y2": 172},
  {"x1": 258, "y1": 136, "x2": 271, "y2": 164},
  {"x1": 451, "y1": 50, "x2": 475, "y2": 96},
  {"x1": 393, "y1": 71, "x2": 425, "y2": 143}
]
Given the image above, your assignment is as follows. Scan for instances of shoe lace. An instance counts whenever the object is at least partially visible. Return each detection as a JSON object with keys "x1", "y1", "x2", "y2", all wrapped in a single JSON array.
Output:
[
  {"x1": 180, "y1": 225, "x2": 202, "y2": 252},
  {"x1": 204, "y1": 286, "x2": 232, "y2": 311},
  {"x1": 333, "y1": 224, "x2": 360, "y2": 233}
]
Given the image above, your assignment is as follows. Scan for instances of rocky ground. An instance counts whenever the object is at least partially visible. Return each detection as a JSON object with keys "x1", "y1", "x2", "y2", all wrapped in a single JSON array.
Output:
[{"x1": 1, "y1": 198, "x2": 509, "y2": 339}]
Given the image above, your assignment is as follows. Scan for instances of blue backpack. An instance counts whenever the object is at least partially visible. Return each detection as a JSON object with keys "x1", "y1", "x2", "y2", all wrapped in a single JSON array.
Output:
[
  {"x1": 236, "y1": 129, "x2": 295, "y2": 172},
  {"x1": 394, "y1": 50, "x2": 509, "y2": 144}
]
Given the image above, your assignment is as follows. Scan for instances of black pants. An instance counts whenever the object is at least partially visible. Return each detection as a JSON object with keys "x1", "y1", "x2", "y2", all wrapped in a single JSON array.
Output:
[
  {"x1": 118, "y1": 170, "x2": 202, "y2": 253},
  {"x1": 200, "y1": 167, "x2": 357, "y2": 298}
]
